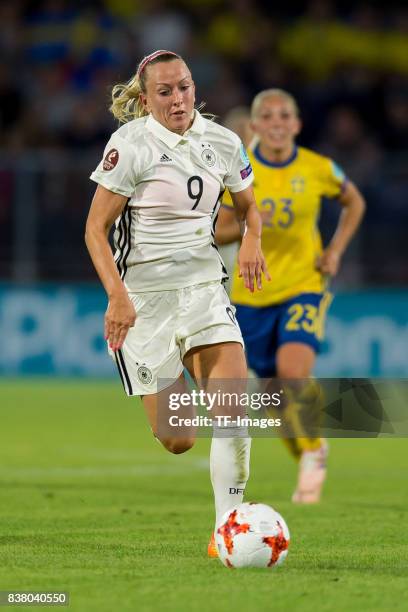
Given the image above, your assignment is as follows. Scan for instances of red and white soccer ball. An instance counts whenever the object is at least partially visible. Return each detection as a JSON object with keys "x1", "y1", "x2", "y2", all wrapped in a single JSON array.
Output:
[{"x1": 215, "y1": 502, "x2": 290, "y2": 568}]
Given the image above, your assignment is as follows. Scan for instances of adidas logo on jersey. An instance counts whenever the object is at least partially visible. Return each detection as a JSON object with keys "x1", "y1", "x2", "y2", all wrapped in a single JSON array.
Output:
[{"x1": 160, "y1": 153, "x2": 172, "y2": 162}]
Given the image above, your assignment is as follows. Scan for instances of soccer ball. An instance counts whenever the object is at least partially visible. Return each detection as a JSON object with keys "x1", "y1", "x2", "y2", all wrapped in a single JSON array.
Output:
[{"x1": 215, "y1": 502, "x2": 290, "y2": 568}]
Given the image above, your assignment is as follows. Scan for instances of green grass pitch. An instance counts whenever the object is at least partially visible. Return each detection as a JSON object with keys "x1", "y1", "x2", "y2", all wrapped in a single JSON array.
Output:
[{"x1": 0, "y1": 380, "x2": 407, "y2": 612}]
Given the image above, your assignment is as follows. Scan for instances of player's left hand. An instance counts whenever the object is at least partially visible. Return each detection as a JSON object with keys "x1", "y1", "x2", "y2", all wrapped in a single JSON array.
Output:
[
  {"x1": 238, "y1": 232, "x2": 270, "y2": 292},
  {"x1": 316, "y1": 247, "x2": 341, "y2": 276}
]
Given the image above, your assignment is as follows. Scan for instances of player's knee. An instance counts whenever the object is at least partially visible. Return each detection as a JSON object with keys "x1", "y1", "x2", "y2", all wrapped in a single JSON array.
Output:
[
  {"x1": 277, "y1": 363, "x2": 311, "y2": 379},
  {"x1": 159, "y1": 436, "x2": 195, "y2": 454}
]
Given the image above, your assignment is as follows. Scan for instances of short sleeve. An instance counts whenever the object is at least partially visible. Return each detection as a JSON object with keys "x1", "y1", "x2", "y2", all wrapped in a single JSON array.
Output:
[
  {"x1": 320, "y1": 158, "x2": 347, "y2": 198},
  {"x1": 90, "y1": 133, "x2": 138, "y2": 197},
  {"x1": 224, "y1": 139, "x2": 254, "y2": 193}
]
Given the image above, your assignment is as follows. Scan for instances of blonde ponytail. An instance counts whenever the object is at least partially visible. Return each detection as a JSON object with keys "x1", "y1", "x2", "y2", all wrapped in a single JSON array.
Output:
[{"x1": 109, "y1": 74, "x2": 147, "y2": 124}]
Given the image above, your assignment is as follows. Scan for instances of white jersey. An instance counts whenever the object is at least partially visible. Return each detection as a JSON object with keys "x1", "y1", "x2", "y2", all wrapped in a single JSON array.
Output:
[{"x1": 90, "y1": 110, "x2": 253, "y2": 292}]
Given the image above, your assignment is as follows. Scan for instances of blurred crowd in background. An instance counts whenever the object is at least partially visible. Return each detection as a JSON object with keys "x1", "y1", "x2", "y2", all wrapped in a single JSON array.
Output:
[{"x1": 0, "y1": 0, "x2": 407, "y2": 285}]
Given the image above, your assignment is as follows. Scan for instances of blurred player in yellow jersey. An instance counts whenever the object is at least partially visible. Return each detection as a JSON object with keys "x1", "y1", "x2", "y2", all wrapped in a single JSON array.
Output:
[{"x1": 216, "y1": 89, "x2": 365, "y2": 503}]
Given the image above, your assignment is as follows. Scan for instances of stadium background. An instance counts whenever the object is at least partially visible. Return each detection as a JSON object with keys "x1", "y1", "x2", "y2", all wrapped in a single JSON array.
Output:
[{"x1": 1, "y1": 0, "x2": 407, "y2": 378}]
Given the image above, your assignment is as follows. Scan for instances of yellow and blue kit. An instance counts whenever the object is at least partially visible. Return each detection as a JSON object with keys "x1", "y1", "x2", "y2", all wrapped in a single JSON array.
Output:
[{"x1": 223, "y1": 144, "x2": 346, "y2": 376}]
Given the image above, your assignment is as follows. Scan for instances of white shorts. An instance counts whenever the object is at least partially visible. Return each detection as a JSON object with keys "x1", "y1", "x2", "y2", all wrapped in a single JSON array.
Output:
[{"x1": 109, "y1": 281, "x2": 244, "y2": 396}]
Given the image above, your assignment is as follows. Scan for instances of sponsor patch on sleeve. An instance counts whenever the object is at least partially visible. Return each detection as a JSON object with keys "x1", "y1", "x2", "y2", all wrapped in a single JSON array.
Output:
[
  {"x1": 240, "y1": 163, "x2": 253, "y2": 180},
  {"x1": 103, "y1": 148, "x2": 119, "y2": 171}
]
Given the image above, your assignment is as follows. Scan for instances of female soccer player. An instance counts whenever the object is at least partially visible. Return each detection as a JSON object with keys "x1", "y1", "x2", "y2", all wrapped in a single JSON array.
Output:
[
  {"x1": 216, "y1": 89, "x2": 366, "y2": 503},
  {"x1": 85, "y1": 50, "x2": 268, "y2": 554}
]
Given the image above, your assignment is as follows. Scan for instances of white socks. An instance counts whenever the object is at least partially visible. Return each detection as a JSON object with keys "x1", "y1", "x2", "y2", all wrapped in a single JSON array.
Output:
[{"x1": 210, "y1": 422, "x2": 251, "y2": 529}]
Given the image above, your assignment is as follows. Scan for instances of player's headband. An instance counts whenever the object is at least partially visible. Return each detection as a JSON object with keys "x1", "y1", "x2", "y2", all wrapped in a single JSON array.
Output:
[{"x1": 137, "y1": 50, "x2": 179, "y2": 78}]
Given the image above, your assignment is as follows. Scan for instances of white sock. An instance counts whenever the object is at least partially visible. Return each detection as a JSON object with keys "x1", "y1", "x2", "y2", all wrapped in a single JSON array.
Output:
[{"x1": 210, "y1": 422, "x2": 251, "y2": 529}]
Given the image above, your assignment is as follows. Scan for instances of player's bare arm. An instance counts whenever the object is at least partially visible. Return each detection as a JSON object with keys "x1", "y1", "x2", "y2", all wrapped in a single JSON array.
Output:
[
  {"x1": 216, "y1": 197, "x2": 276, "y2": 246},
  {"x1": 214, "y1": 205, "x2": 241, "y2": 245},
  {"x1": 317, "y1": 180, "x2": 366, "y2": 277},
  {"x1": 85, "y1": 184, "x2": 136, "y2": 350},
  {"x1": 230, "y1": 186, "x2": 270, "y2": 292}
]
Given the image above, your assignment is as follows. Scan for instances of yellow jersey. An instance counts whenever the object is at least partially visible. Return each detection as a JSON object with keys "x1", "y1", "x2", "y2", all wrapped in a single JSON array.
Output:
[{"x1": 223, "y1": 145, "x2": 346, "y2": 306}]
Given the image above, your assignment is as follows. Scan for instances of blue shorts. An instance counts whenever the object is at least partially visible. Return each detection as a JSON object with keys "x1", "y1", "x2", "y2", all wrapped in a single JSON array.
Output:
[{"x1": 235, "y1": 292, "x2": 332, "y2": 378}]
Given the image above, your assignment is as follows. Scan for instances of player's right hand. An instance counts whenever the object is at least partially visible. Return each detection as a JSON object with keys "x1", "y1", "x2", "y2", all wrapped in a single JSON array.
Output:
[
  {"x1": 238, "y1": 232, "x2": 270, "y2": 292},
  {"x1": 104, "y1": 294, "x2": 136, "y2": 351},
  {"x1": 316, "y1": 247, "x2": 341, "y2": 277}
]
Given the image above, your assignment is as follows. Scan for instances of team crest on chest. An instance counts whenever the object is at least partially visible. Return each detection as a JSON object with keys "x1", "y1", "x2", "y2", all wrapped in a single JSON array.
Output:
[
  {"x1": 201, "y1": 142, "x2": 217, "y2": 167},
  {"x1": 290, "y1": 175, "x2": 306, "y2": 193}
]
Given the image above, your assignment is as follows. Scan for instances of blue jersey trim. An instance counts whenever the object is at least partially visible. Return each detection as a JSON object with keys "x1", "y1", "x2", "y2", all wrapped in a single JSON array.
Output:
[{"x1": 253, "y1": 144, "x2": 298, "y2": 168}]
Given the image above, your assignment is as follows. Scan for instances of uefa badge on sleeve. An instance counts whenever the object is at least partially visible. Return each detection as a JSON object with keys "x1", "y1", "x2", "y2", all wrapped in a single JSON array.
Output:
[{"x1": 103, "y1": 148, "x2": 119, "y2": 171}]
